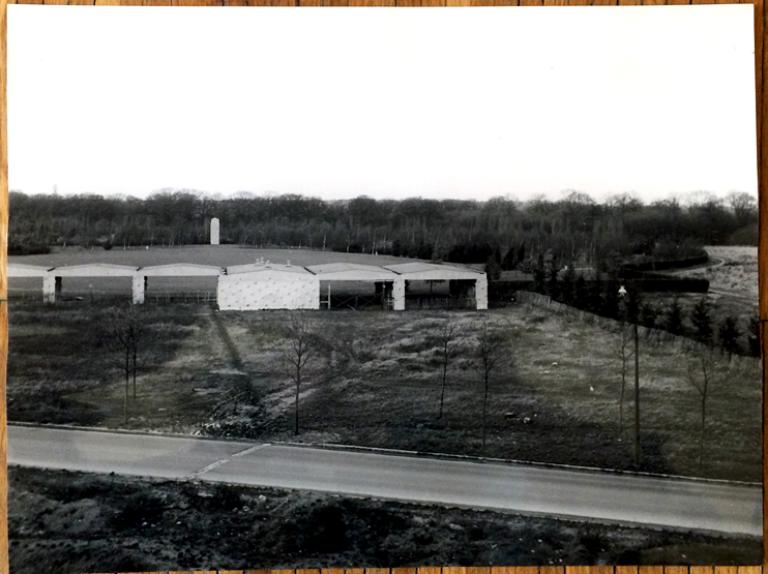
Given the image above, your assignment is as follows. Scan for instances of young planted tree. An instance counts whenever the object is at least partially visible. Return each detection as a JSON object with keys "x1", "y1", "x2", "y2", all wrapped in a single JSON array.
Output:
[
  {"x1": 474, "y1": 320, "x2": 509, "y2": 451},
  {"x1": 110, "y1": 306, "x2": 148, "y2": 424},
  {"x1": 437, "y1": 320, "x2": 459, "y2": 419},
  {"x1": 687, "y1": 344, "x2": 720, "y2": 469},
  {"x1": 281, "y1": 311, "x2": 317, "y2": 436},
  {"x1": 718, "y1": 316, "x2": 741, "y2": 358}
]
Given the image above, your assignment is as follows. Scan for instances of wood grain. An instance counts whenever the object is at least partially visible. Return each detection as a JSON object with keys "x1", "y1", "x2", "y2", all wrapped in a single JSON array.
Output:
[
  {"x1": 0, "y1": 1, "x2": 765, "y2": 574},
  {"x1": 0, "y1": 0, "x2": 7, "y2": 572}
]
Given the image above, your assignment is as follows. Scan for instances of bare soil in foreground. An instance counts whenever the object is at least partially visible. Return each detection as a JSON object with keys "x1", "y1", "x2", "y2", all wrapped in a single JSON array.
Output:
[{"x1": 8, "y1": 467, "x2": 760, "y2": 574}]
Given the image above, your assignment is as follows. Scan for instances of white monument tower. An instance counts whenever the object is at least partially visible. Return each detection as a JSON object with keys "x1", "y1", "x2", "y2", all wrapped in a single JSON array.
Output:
[{"x1": 210, "y1": 217, "x2": 220, "y2": 246}]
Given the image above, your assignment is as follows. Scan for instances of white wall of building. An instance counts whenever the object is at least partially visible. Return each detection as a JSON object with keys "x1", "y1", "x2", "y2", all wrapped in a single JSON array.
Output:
[{"x1": 218, "y1": 271, "x2": 320, "y2": 310}]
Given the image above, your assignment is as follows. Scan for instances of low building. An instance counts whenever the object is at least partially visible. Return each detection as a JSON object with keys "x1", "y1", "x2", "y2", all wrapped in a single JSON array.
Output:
[
  {"x1": 136, "y1": 263, "x2": 224, "y2": 304},
  {"x1": 306, "y1": 262, "x2": 403, "y2": 310},
  {"x1": 384, "y1": 262, "x2": 488, "y2": 310},
  {"x1": 45, "y1": 263, "x2": 140, "y2": 303}
]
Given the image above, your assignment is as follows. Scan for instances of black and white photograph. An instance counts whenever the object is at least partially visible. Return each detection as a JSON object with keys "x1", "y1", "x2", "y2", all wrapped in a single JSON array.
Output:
[{"x1": 4, "y1": 4, "x2": 763, "y2": 573}]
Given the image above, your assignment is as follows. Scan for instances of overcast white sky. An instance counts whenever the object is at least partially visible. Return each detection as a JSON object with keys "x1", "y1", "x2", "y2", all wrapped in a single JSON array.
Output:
[{"x1": 7, "y1": 5, "x2": 757, "y2": 202}]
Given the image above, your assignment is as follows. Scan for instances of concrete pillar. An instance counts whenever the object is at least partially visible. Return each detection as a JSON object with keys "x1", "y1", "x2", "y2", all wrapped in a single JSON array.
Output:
[
  {"x1": 43, "y1": 275, "x2": 57, "y2": 303},
  {"x1": 393, "y1": 278, "x2": 406, "y2": 311},
  {"x1": 210, "y1": 217, "x2": 220, "y2": 246},
  {"x1": 132, "y1": 274, "x2": 145, "y2": 304},
  {"x1": 476, "y1": 275, "x2": 488, "y2": 311}
]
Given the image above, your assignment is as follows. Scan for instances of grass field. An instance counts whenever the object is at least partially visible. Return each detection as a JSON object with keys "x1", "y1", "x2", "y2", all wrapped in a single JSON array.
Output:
[
  {"x1": 676, "y1": 246, "x2": 758, "y2": 307},
  {"x1": 8, "y1": 467, "x2": 760, "y2": 574},
  {"x1": 8, "y1": 297, "x2": 761, "y2": 482},
  {"x1": 665, "y1": 246, "x2": 758, "y2": 331}
]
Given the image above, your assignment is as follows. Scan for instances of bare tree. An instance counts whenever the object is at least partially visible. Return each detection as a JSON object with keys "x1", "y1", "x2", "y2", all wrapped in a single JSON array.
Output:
[
  {"x1": 110, "y1": 306, "x2": 147, "y2": 424},
  {"x1": 474, "y1": 320, "x2": 509, "y2": 451},
  {"x1": 727, "y1": 191, "x2": 757, "y2": 226},
  {"x1": 281, "y1": 311, "x2": 316, "y2": 436},
  {"x1": 437, "y1": 320, "x2": 458, "y2": 419},
  {"x1": 687, "y1": 343, "x2": 720, "y2": 470}
]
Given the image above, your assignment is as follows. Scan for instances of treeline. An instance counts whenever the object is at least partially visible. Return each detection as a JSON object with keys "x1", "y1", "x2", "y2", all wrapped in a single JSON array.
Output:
[{"x1": 9, "y1": 189, "x2": 758, "y2": 269}]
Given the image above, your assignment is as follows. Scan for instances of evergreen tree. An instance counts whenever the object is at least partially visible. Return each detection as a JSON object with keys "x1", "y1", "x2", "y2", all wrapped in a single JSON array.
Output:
[
  {"x1": 485, "y1": 255, "x2": 502, "y2": 281},
  {"x1": 547, "y1": 262, "x2": 560, "y2": 300},
  {"x1": 533, "y1": 254, "x2": 546, "y2": 294},
  {"x1": 691, "y1": 298, "x2": 713, "y2": 343},
  {"x1": 748, "y1": 316, "x2": 761, "y2": 357},
  {"x1": 625, "y1": 286, "x2": 642, "y2": 323},
  {"x1": 560, "y1": 265, "x2": 576, "y2": 305},
  {"x1": 718, "y1": 316, "x2": 741, "y2": 357},
  {"x1": 574, "y1": 274, "x2": 588, "y2": 309},
  {"x1": 603, "y1": 280, "x2": 620, "y2": 319},
  {"x1": 640, "y1": 303, "x2": 658, "y2": 330},
  {"x1": 666, "y1": 298, "x2": 685, "y2": 335},
  {"x1": 501, "y1": 247, "x2": 518, "y2": 271},
  {"x1": 587, "y1": 279, "x2": 603, "y2": 313}
]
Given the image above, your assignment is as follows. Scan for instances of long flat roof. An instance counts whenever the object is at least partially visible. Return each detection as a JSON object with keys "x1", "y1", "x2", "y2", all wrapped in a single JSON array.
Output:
[
  {"x1": 307, "y1": 262, "x2": 399, "y2": 281},
  {"x1": 7, "y1": 259, "x2": 486, "y2": 281}
]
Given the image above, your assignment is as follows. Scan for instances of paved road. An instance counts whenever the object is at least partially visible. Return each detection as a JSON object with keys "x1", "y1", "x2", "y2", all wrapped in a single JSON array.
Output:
[{"x1": 8, "y1": 424, "x2": 761, "y2": 536}]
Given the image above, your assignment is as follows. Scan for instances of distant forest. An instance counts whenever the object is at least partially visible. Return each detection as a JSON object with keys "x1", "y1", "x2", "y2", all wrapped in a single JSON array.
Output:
[{"x1": 9, "y1": 190, "x2": 758, "y2": 270}]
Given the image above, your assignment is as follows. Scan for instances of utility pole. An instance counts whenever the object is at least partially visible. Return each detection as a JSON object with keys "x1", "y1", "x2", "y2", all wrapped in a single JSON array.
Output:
[
  {"x1": 633, "y1": 318, "x2": 640, "y2": 466},
  {"x1": 619, "y1": 284, "x2": 641, "y2": 466}
]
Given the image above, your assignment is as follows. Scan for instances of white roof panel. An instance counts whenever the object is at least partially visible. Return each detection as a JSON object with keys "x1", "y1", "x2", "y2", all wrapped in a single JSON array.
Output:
[
  {"x1": 307, "y1": 263, "x2": 399, "y2": 281},
  {"x1": 140, "y1": 263, "x2": 223, "y2": 276},
  {"x1": 226, "y1": 263, "x2": 313, "y2": 276},
  {"x1": 8, "y1": 263, "x2": 52, "y2": 277},
  {"x1": 53, "y1": 263, "x2": 139, "y2": 277},
  {"x1": 384, "y1": 262, "x2": 484, "y2": 280}
]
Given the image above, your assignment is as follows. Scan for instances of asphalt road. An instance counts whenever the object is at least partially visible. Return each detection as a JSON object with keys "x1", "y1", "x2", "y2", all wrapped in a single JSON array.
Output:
[{"x1": 8, "y1": 424, "x2": 761, "y2": 536}]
